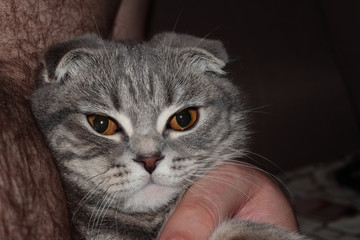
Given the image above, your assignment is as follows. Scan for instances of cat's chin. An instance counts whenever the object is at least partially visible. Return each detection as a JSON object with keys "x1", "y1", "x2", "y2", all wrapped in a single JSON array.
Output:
[{"x1": 122, "y1": 183, "x2": 179, "y2": 213}]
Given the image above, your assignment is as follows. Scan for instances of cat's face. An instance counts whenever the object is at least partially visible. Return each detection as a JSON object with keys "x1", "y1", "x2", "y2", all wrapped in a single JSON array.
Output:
[{"x1": 31, "y1": 33, "x2": 247, "y2": 213}]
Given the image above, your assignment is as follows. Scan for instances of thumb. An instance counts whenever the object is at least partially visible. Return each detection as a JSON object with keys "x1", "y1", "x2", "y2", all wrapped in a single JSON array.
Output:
[{"x1": 158, "y1": 164, "x2": 252, "y2": 240}]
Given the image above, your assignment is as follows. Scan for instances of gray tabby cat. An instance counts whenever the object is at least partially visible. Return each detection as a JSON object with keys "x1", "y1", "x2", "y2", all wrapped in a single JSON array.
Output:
[{"x1": 31, "y1": 33, "x2": 306, "y2": 240}]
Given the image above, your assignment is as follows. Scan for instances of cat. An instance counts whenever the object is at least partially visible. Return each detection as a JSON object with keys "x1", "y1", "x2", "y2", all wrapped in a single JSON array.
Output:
[{"x1": 31, "y1": 33, "x2": 306, "y2": 240}]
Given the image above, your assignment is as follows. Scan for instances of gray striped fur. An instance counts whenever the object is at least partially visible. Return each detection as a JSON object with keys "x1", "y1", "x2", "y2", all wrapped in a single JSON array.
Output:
[{"x1": 31, "y1": 33, "x2": 305, "y2": 240}]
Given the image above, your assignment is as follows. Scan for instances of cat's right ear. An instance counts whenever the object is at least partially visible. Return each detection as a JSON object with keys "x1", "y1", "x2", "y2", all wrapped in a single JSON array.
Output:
[{"x1": 38, "y1": 34, "x2": 103, "y2": 85}]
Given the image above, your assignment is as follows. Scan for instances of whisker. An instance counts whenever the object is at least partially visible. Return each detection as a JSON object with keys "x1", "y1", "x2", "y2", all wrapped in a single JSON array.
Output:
[
  {"x1": 163, "y1": 7, "x2": 184, "y2": 59},
  {"x1": 71, "y1": 179, "x2": 106, "y2": 224},
  {"x1": 190, "y1": 173, "x2": 252, "y2": 199},
  {"x1": 171, "y1": 7, "x2": 183, "y2": 34},
  {"x1": 95, "y1": 191, "x2": 118, "y2": 237},
  {"x1": 241, "y1": 150, "x2": 286, "y2": 175},
  {"x1": 87, "y1": 189, "x2": 110, "y2": 235},
  {"x1": 89, "y1": 10, "x2": 110, "y2": 58},
  {"x1": 241, "y1": 104, "x2": 272, "y2": 115},
  {"x1": 222, "y1": 160, "x2": 291, "y2": 196},
  {"x1": 85, "y1": 169, "x2": 110, "y2": 181},
  {"x1": 186, "y1": 180, "x2": 222, "y2": 225}
]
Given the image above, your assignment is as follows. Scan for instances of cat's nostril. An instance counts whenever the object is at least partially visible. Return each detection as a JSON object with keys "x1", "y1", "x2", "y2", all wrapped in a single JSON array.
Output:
[{"x1": 133, "y1": 155, "x2": 164, "y2": 174}]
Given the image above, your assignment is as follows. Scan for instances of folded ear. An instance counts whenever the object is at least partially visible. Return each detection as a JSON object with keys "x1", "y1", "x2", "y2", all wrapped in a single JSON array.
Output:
[
  {"x1": 39, "y1": 33, "x2": 104, "y2": 84},
  {"x1": 151, "y1": 32, "x2": 228, "y2": 75}
]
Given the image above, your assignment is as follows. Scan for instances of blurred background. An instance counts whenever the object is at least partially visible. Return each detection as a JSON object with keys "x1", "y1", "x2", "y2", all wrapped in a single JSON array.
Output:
[
  {"x1": 145, "y1": 0, "x2": 360, "y2": 172},
  {"x1": 144, "y1": 2, "x2": 360, "y2": 238}
]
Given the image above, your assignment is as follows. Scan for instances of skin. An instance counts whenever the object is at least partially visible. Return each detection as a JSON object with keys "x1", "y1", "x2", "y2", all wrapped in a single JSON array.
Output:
[
  {"x1": 160, "y1": 164, "x2": 299, "y2": 239},
  {"x1": 0, "y1": 0, "x2": 298, "y2": 239}
]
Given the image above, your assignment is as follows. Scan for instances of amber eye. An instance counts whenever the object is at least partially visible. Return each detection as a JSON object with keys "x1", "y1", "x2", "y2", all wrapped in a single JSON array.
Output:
[
  {"x1": 169, "y1": 108, "x2": 198, "y2": 131},
  {"x1": 87, "y1": 114, "x2": 118, "y2": 135}
]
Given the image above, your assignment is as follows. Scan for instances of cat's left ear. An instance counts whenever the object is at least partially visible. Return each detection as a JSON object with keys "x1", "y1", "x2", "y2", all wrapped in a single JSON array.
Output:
[{"x1": 151, "y1": 32, "x2": 229, "y2": 75}]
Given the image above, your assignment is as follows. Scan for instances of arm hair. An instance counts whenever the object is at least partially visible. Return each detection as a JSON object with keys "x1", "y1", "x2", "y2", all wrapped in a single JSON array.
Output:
[{"x1": 0, "y1": 0, "x2": 123, "y2": 239}]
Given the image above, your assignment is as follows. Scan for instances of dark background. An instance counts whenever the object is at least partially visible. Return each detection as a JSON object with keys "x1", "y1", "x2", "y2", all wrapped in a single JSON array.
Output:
[{"x1": 146, "y1": 0, "x2": 360, "y2": 171}]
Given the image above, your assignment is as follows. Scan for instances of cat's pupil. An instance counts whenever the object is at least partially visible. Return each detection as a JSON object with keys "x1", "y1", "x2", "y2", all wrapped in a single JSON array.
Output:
[
  {"x1": 92, "y1": 115, "x2": 109, "y2": 133},
  {"x1": 176, "y1": 110, "x2": 192, "y2": 127}
]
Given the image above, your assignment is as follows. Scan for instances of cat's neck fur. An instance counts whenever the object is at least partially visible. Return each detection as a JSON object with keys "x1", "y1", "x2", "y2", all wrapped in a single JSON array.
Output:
[{"x1": 65, "y1": 182, "x2": 182, "y2": 239}]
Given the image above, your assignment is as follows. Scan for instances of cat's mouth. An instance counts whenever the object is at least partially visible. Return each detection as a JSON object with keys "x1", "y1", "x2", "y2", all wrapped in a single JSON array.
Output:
[{"x1": 139, "y1": 175, "x2": 169, "y2": 192}]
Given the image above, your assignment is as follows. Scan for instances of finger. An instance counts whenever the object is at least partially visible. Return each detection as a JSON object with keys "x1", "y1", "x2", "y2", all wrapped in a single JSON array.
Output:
[
  {"x1": 233, "y1": 168, "x2": 299, "y2": 232},
  {"x1": 158, "y1": 164, "x2": 254, "y2": 240}
]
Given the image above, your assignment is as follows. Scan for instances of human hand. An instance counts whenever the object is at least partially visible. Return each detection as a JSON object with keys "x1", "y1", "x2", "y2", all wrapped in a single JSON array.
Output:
[{"x1": 159, "y1": 163, "x2": 299, "y2": 240}]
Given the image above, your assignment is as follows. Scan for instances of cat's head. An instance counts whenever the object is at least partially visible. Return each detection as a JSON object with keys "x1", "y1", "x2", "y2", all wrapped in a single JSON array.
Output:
[{"x1": 31, "y1": 33, "x2": 248, "y2": 212}]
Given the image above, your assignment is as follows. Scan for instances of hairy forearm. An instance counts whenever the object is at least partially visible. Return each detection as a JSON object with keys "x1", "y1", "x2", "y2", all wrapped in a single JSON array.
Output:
[
  {"x1": 0, "y1": 85, "x2": 71, "y2": 239},
  {"x1": 0, "y1": 1, "x2": 121, "y2": 239},
  {"x1": 0, "y1": 0, "x2": 97, "y2": 94}
]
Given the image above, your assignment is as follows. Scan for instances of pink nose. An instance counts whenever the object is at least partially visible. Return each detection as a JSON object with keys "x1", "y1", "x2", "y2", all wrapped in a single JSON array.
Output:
[{"x1": 134, "y1": 155, "x2": 163, "y2": 174}]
